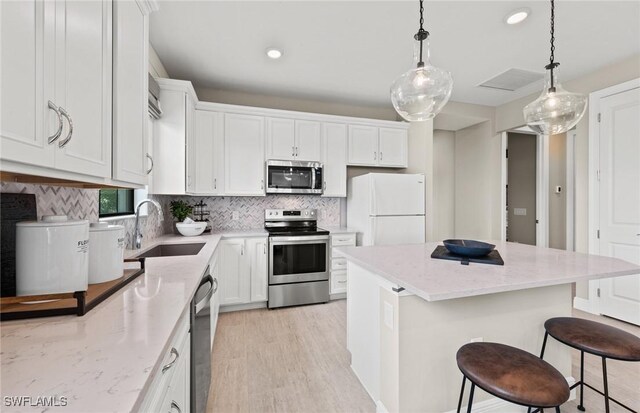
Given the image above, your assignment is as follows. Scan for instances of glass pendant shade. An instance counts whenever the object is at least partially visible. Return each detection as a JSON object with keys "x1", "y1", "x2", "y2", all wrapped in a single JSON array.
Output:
[
  {"x1": 523, "y1": 68, "x2": 587, "y2": 135},
  {"x1": 390, "y1": 39, "x2": 453, "y2": 122}
]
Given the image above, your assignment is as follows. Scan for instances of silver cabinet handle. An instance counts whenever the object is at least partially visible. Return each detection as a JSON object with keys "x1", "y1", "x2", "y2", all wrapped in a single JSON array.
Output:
[
  {"x1": 374, "y1": 151, "x2": 377, "y2": 161},
  {"x1": 240, "y1": 244, "x2": 244, "y2": 255},
  {"x1": 214, "y1": 178, "x2": 217, "y2": 190},
  {"x1": 337, "y1": 280, "x2": 347, "y2": 284},
  {"x1": 47, "y1": 101, "x2": 63, "y2": 144},
  {"x1": 146, "y1": 153, "x2": 153, "y2": 175},
  {"x1": 212, "y1": 277, "x2": 218, "y2": 293},
  {"x1": 263, "y1": 243, "x2": 266, "y2": 254},
  {"x1": 295, "y1": 146, "x2": 298, "y2": 157},
  {"x1": 162, "y1": 348, "x2": 179, "y2": 373},
  {"x1": 58, "y1": 107, "x2": 73, "y2": 148},
  {"x1": 292, "y1": 146, "x2": 295, "y2": 157},
  {"x1": 170, "y1": 401, "x2": 181, "y2": 413},
  {"x1": 324, "y1": 181, "x2": 327, "y2": 191},
  {"x1": 380, "y1": 152, "x2": 383, "y2": 161},
  {"x1": 261, "y1": 179, "x2": 264, "y2": 190}
]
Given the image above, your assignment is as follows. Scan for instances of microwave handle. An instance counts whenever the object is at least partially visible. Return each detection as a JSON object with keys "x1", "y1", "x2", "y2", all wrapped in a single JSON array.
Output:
[{"x1": 312, "y1": 167, "x2": 317, "y2": 190}]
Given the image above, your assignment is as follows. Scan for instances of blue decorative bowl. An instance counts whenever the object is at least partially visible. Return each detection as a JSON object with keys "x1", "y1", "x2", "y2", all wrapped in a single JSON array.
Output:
[{"x1": 442, "y1": 239, "x2": 495, "y2": 257}]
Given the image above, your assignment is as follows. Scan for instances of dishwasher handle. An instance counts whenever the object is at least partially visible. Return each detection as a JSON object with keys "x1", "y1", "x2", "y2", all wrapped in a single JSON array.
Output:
[{"x1": 195, "y1": 274, "x2": 214, "y2": 313}]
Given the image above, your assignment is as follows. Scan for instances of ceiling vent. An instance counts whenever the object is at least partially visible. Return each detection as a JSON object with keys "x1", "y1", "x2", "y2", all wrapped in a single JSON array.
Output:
[{"x1": 478, "y1": 69, "x2": 544, "y2": 91}]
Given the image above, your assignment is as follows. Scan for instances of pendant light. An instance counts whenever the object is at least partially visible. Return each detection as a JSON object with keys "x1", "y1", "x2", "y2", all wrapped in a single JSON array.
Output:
[
  {"x1": 523, "y1": 0, "x2": 587, "y2": 135},
  {"x1": 390, "y1": 0, "x2": 453, "y2": 122}
]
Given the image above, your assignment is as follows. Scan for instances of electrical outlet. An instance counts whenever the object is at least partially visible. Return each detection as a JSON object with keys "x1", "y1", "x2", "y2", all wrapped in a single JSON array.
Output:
[
  {"x1": 470, "y1": 337, "x2": 483, "y2": 343},
  {"x1": 232, "y1": 211, "x2": 240, "y2": 221}
]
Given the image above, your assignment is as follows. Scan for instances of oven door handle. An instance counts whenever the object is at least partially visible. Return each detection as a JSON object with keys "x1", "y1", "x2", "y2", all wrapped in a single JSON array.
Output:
[
  {"x1": 269, "y1": 235, "x2": 329, "y2": 243},
  {"x1": 194, "y1": 274, "x2": 214, "y2": 313}
]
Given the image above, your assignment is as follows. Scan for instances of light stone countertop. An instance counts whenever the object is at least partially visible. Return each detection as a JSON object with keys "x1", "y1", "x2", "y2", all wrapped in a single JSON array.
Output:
[
  {"x1": 337, "y1": 241, "x2": 640, "y2": 302},
  {"x1": 1, "y1": 233, "x2": 224, "y2": 413}
]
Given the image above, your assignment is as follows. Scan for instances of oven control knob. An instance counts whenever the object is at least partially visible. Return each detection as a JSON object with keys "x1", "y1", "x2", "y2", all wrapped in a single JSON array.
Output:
[
  {"x1": 305, "y1": 211, "x2": 309, "y2": 216},
  {"x1": 311, "y1": 211, "x2": 315, "y2": 215}
]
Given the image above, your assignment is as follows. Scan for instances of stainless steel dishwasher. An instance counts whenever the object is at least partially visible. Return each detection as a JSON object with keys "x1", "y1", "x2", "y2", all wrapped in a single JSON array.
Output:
[{"x1": 191, "y1": 267, "x2": 215, "y2": 413}]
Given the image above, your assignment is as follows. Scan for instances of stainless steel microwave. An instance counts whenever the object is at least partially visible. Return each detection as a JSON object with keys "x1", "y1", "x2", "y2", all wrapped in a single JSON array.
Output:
[{"x1": 266, "y1": 160, "x2": 323, "y2": 195}]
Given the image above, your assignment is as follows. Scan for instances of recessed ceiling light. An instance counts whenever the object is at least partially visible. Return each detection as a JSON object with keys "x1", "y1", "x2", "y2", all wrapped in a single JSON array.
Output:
[
  {"x1": 505, "y1": 8, "x2": 531, "y2": 25},
  {"x1": 266, "y1": 48, "x2": 283, "y2": 59}
]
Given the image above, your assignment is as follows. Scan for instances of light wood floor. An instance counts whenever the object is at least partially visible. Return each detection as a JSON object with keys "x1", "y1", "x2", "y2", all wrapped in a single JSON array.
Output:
[{"x1": 207, "y1": 302, "x2": 639, "y2": 413}]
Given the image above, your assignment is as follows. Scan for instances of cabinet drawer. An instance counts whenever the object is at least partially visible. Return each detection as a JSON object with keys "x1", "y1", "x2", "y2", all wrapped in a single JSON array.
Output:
[
  {"x1": 331, "y1": 271, "x2": 348, "y2": 293},
  {"x1": 332, "y1": 258, "x2": 348, "y2": 271},
  {"x1": 331, "y1": 234, "x2": 356, "y2": 246}
]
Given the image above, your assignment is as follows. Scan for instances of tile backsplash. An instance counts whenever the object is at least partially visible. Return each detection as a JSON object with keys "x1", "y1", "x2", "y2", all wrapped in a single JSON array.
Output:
[{"x1": 157, "y1": 195, "x2": 341, "y2": 232}]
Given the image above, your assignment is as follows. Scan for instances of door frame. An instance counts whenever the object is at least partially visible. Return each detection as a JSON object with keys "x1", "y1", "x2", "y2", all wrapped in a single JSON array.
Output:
[{"x1": 580, "y1": 77, "x2": 640, "y2": 314}]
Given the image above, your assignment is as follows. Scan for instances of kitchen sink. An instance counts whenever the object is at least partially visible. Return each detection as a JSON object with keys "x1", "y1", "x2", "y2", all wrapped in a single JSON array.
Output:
[{"x1": 135, "y1": 242, "x2": 205, "y2": 258}]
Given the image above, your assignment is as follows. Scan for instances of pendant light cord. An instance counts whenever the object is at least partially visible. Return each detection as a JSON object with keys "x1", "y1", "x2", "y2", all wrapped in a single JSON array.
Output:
[
  {"x1": 545, "y1": 0, "x2": 560, "y2": 91},
  {"x1": 414, "y1": 0, "x2": 429, "y2": 68}
]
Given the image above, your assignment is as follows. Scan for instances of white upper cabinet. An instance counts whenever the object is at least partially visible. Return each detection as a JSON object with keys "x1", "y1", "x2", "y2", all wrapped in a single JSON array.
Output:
[
  {"x1": 193, "y1": 110, "x2": 224, "y2": 195},
  {"x1": 266, "y1": 118, "x2": 321, "y2": 161},
  {"x1": 378, "y1": 127, "x2": 408, "y2": 167},
  {"x1": 52, "y1": 0, "x2": 112, "y2": 178},
  {"x1": 322, "y1": 123, "x2": 347, "y2": 197},
  {"x1": 112, "y1": 0, "x2": 148, "y2": 185},
  {"x1": 224, "y1": 113, "x2": 265, "y2": 196},
  {"x1": 348, "y1": 125, "x2": 379, "y2": 165},
  {"x1": 266, "y1": 117, "x2": 295, "y2": 160},
  {"x1": 0, "y1": 0, "x2": 55, "y2": 167},
  {"x1": 348, "y1": 124, "x2": 408, "y2": 168},
  {"x1": 151, "y1": 79, "x2": 197, "y2": 195}
]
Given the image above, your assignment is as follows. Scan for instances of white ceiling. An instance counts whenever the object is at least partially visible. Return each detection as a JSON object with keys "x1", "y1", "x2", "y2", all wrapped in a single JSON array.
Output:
[{"x1": 150, "y1": 1, "x2": 640, "y2": 108}]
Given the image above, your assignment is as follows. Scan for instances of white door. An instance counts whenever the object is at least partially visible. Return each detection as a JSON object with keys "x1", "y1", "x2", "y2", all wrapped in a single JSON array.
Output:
[
  {"x1": 112, "y1": 0, "x2": 148, "y2": 185},
  {"x1": 53, "y1": 0, "x2": 112, "y2": 178},
  {"x1": 193, "y1": 110, "x2": 223, "y2": 194},
  {"x1": 295, "y1": 120, "x2": 321, "y2": 161},
  {"x1": 321, "y1": 123, "x2": 347, "y2": 197},
  {"x1": 369, "y1": 216, "x2": 426, "y2": 246},
  {"x1": 219, "y1": 240, "x2": 250, "y2": 305},
  {"x1": 0, "y1": 0, "x2": 56, "y2": 167},
  {"x1": 598, "y1": 87, "x2": 640, "y2": 325},
  {"x1": 225, "y1": 113, "x2": 266, "y2": 196},
  {"x1": 348, "y1": 124, "x2": 378, "y2": 165},
  {"x1": 247, "y1": 238, "x2": 268, "y2": 302},
  {"x1": 266, "y1": 117, "x2": 295, "y2": 160},
  {"x1": 378, "y1": 128, "x2": 408, "y2": 167},
  {"x1": 370, "y1": 174, "x2": 425, "y2": 216}
]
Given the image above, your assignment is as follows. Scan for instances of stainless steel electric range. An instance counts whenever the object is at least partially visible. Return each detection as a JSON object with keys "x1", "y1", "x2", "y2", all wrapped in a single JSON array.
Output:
[{"x1": 264, "y1": 209, "x2": 330, "y2": 309}]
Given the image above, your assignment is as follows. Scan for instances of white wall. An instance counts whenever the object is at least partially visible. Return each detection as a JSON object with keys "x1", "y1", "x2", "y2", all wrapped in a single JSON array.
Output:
[
  {"x1": 432, "y1": 130, "x2": 455, "y2": 241},
  {"x1": 495, "y1": 54, "x2": 640, "y2": 299}
]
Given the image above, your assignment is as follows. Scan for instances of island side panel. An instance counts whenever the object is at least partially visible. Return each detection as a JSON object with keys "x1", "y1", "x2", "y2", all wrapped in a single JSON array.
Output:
[{"x1": 384, "y1": 284, "x2": 573, "y2": 413}]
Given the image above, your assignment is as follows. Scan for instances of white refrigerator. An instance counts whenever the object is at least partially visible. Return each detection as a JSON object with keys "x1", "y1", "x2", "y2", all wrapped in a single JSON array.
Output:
[{"x1": 347, "y1": 173, "x2": 425, "y2": 246}]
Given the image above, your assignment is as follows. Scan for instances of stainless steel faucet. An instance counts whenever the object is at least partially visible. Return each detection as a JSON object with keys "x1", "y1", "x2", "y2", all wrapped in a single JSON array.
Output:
[{"x1": 133, "y1": 199, "x2": 164, "y2": 250}]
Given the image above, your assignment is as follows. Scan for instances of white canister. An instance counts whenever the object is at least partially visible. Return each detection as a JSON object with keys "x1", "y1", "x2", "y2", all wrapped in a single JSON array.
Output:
[
  {"x1": 16, "y1": 215, "x2": 89, "y2": 296},
  {"x1": 88, "y1": 222, "x2": 125, "y2": 284}
]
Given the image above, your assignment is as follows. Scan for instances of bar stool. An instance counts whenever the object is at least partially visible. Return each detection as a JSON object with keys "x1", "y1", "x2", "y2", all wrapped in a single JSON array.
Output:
[
  {"x1": 540, "y1": 317, "x2": 640, "y2": 413},
  {"x1": 456, "y1": 342, "x2": 570, "y2": 413}
]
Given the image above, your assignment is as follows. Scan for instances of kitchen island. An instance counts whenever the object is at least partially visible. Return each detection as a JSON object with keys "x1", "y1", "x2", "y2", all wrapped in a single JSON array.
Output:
[{"x1": 337, "y1": 241, "x2": 640, "y2": 413}]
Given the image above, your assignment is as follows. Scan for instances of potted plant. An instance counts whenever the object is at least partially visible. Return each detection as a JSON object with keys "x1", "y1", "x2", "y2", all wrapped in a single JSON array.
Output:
[{"x1": 169, "y1": 200, "x2": 193, "y2": 233}]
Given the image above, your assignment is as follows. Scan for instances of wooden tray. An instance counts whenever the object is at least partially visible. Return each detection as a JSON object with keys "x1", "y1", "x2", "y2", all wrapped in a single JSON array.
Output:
[{"x1": 0, "y1": 257, "x2": 145, "y2": 321}]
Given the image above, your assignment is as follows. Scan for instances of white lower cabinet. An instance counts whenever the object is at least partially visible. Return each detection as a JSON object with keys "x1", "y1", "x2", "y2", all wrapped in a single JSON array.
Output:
[
  {"x1": 330, "y1": 233, "x2": 356, "y2": 295},
  {"x1": 140, "y1": 311, "x2": 191, "y2": 413},
  {"x1": 219, "y1": 237, "x2": 268, "y2": 307}
]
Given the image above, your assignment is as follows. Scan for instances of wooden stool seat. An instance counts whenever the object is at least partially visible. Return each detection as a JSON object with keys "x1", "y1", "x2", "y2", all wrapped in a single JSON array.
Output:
[
  {"x1": 457, "y1": 342, "x2": 570, "y2": 408},
  {"x1": 545, "y1": 317, "x2": 640, "y2": 361}
]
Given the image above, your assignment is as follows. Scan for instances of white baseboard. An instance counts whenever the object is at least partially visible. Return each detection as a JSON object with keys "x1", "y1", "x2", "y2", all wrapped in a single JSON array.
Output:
[
  {"x1": 573, "y1": 296, "x2": 598, "y2": 315},
  {"x1": 219, "y1": 301, "x2": 266, "y2": 313},
  {"x1": 330, "y1": 292, "x2": 346, "y2": 301}
]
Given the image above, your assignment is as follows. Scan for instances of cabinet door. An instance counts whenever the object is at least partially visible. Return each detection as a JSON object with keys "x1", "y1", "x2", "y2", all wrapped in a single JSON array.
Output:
[
  {"x1": 186, "y1": 95, "x2": 196, "y2": 193},
  {"x1": 378, "y1": 127, "x2": 408, "y2": 167},
  {"x1": 112, "y1": 0, "x2": 148, "y2": 185},
  {"x1": 152, "y1": 89, "x2": 186, "y2": 195},
  {"x1": 194, "y1": 110, "x2": 223, "y2": 194},
  {"x1": 247, "y1": 238, "x2": 268, "y2": 302},
  {"x1": 266, "y1": 117, "x2": 295, "y2": 160},
  {"x1": 167, "y1": 336, "x2": 190, "y2": 413},
  {"x1": 219, "y1": 240, "x2": 250, "y2": 305},
  {"x1": 224, "y1": 113, "x2": 265, "y2": 196},
  {"x1": 0, "y1": 0, "x2": 55, "y2": 167},
  {"x1": 295, "y1": 120, "x2": 321, "y2": 161},
  {"x1": 53, "y1": 0, "x2": 112, "y2": 178},
  {"x1": 348, "y1": 125, "x2": 378, "y2": 166},
  {"x1": 321, "y1": 123, "x2": 347, "y2": 197}
]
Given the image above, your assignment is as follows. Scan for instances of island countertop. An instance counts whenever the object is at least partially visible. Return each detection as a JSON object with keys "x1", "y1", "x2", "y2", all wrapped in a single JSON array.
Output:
[{"x1": 337, "y1": 241, "x2": 640, "y2": 301}]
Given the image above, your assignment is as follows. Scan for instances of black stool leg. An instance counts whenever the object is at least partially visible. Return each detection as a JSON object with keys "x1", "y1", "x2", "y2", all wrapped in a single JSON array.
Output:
[
  {"x1": 602, "y1": 357, "x2": 610, "y2": 413},
  {"x1": 457, "y1": 376, "x2": 466, "y2": 413},
  {"x1": 555, "y1": 407, "x2": 561, "y2": 413},
  {"x1": 577, "y1": 350, "x2": 585, "y2": 411},
  {"x1": 466, "y1": 383, "x2": 475, "y2": 413},
  {"x1": 540, "y1": 331, "x2": 549, "y2": 359}
]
